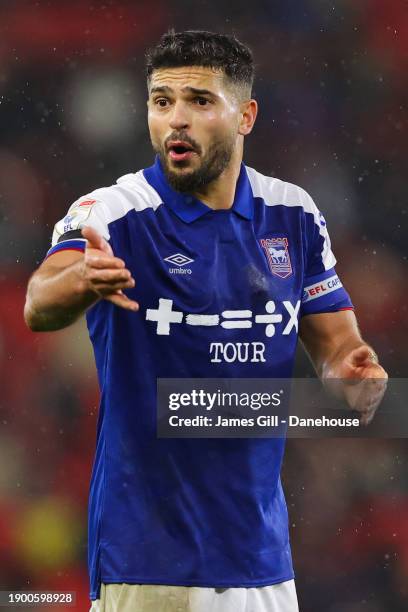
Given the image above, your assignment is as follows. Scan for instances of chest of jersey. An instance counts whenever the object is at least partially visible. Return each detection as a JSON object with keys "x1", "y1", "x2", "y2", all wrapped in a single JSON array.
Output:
[
  {"x1": 100, "y1": 203, "x2": 305, "y2": 374},
  {"x1": 112, "y1": 203, "x2": 303, "y2": 301}
]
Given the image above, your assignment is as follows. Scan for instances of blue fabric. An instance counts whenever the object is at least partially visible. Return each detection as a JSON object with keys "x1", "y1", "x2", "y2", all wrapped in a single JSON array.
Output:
[{"x1": 45, "y1": 238, "x2": 86, "y2": 259}]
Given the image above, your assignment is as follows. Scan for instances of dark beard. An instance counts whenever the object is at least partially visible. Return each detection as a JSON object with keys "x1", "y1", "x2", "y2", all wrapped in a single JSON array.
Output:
[{"x1": 156, "y1": 137, "x2": 235, "y2": 193}]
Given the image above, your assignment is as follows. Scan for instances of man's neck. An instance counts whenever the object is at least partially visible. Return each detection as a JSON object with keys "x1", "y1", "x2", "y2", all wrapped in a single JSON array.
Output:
[{"x1": 192, "y1": 147, "x2": 243, "y2": 211}]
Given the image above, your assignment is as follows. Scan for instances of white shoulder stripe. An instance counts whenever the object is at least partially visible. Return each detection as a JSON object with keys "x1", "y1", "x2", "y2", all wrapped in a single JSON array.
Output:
[
  {"x1": 245, "y1": 165, "x2": 336, "y2": 271},
  {"x1": 245, "y1": 165, "x2": 316, "y2": 214},
  {"x1": 88, "y1": 170, "x2": 164, "y2": 229},
  {"x1": 88, "y1": 170, "x2": 162, "y2": 227},
  {"x1": 51, "y1": 171, "x2": 163, "y2": 246},
  {"x1": 116, "y1": 170, "x2": 163, "y2": 211}
]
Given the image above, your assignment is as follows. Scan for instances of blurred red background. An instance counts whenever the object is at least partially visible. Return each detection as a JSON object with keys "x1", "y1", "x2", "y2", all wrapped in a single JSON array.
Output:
[{"x1": 0, "y1": 1, "x2": 407, "y2": 610}]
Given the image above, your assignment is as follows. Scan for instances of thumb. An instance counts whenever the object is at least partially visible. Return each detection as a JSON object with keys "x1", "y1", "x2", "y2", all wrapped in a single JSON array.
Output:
[
  {"x1": 81, "y1": 225, "x2": 113, "y2": 256},
  {"x1": 349, "y1": 345, "x2": 375, "y2": 368}
]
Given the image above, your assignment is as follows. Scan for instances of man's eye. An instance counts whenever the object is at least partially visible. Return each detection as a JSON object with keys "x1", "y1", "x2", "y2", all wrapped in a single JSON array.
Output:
[
  {"x1": 155, "y1": 99, "x2": 168, "y2": 107},
  {"x1": 194, "y1": 97, "x2": 209, "y2": 106}
]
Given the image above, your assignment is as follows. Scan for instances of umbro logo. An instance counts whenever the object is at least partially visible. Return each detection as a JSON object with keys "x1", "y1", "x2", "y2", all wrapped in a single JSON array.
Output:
[
  {"x1": 164, "y1": 253, "x2": 194, "y2": 275},
  {"x1": 164, "y1": 253, "x2": 194, "y2": 267}
]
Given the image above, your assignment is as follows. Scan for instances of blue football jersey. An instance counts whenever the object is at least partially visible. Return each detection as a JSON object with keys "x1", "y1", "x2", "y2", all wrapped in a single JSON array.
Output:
[{"x1": 46, "y1": 157, "x2": 353, "y2": 599}]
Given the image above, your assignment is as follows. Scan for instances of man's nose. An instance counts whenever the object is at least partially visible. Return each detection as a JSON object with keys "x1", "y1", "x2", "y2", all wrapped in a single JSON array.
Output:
[{"x1": 168, "y1": 101, "x2": 190, "y2": 130}]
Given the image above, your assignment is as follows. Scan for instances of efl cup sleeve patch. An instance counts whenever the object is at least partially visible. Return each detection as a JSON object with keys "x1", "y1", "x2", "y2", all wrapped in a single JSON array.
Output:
[
  {"x1": 45, "y1": 195, "x2": 109, "y2": 261},
  {"x1": 52, "y1": 198, "x2": 100, "y2": 240},
  {"x1": 300, "y1": 268, "x2": 353, "y2": 316}
]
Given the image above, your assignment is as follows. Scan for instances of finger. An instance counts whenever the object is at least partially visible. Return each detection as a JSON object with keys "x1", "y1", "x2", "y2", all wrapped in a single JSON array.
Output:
[
  {"x1": 88, "y1": 268, "x2": 134, "y2": 284},
  {"x1": 351, "y1": 382, "x2": 387, "y2": 419},
  {"x1": 85, "y1": 254, "x2": 126, "y2": 269},
  {"x1": 82, "y1": 225, "x2": 113, "y2": 256},
  {"x1": 93, "y1": 281, "x2": 136, "y2": 296},
  {"x1": 92, "y1": 280, "x2": 136, "y2": 296},
  {"x1": 357, "y1": 380, "x2": 387, "y2": 408},
  {"x1": 361, "y1": 376, "x2": 387, "y2": 394},
  {"x1": 344, "y1": 365, "x2": 387, "y2": 388},
  {"x1": 355, "y1": 399, "x2": 378, "y2": 415},
  {"x1": 360, "y1": 405, "x2": 378, "y2": 426},
  {"x1": 350, "y1": 380, "x2": 386, "y2": 410},
  {"x1": 353, "y1": 395, "x2": 379, "y2": 423},
  {"x1": 362, "y1": 367, "x2": 388, "y2": 381},
  {"x1": 105, "y1": 292, "x2": 139, "y2": 312}
]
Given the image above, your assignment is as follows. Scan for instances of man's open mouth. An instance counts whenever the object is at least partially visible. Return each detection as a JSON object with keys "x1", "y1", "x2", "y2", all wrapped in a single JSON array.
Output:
[{"x1": 167, "y1": 141, "x2": 196, "y2": 162}]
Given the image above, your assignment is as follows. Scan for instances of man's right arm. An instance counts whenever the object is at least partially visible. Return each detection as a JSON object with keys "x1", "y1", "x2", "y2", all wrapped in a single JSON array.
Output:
[{"x1": 24, "y1": 226, "x2": 138, "y2": 332}]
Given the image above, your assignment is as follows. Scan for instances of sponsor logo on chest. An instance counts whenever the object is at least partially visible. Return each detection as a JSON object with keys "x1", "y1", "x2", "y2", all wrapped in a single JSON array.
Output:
[{"x1": 164, "y1": 253, "x2": 194, "y2": 275}]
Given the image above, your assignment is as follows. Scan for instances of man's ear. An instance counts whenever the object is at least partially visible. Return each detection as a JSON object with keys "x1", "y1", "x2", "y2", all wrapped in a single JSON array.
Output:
[{"x1": 238, "y1": 99, "x2": 258, "y2": 136}]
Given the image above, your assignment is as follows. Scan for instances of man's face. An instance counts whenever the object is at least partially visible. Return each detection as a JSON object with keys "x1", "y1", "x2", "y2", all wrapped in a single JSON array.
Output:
[{"x1": 147, "y1": 66, "x2": 242, "y2": 192}]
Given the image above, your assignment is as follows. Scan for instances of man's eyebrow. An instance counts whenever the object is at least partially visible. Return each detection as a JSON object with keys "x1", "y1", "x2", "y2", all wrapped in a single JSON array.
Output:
[
  {"x1": 150, "y1": 86, "x2": 172, "y2": 95},
  {"x1": 149, "y1": 85, "x2": 218, "y2": 97},
  {"x1": 181, "y1": 87, "x2": 218, "y2": 97}
]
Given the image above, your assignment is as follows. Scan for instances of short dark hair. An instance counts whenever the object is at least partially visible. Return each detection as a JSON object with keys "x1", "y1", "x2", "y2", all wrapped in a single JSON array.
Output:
[{"x1": 145, "y1": 30, "x2": 254, "y2": 98}]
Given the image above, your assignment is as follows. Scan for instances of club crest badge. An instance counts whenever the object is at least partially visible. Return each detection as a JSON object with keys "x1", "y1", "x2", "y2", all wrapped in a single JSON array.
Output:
[{"x1": 260, "y1": 237, "x2": 293, "y2": 279}]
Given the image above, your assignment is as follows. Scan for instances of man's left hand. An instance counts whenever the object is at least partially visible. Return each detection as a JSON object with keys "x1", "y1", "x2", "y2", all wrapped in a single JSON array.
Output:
[{"x1": 334, "y1": 345, "x2": 388, "y2": 425}]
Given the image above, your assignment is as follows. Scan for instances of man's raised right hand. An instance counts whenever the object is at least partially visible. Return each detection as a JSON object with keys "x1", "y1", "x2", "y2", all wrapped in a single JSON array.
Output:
[{"x1": 81, "y1": 226, "x2": 139, "y2": 312}]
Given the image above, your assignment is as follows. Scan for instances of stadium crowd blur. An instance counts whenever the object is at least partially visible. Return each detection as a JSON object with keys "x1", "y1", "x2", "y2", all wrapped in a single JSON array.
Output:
[{"x1": 0, "y1": 1, "x2": 407, "y2": 610}]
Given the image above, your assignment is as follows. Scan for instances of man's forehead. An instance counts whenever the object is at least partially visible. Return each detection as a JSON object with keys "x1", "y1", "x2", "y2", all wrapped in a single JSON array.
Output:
[{"x1": 149, "y1": 66, "x2": 226, "y2": 92}]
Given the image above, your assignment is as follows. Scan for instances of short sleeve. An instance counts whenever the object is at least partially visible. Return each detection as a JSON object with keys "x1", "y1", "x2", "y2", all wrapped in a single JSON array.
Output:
[
  {"x1": 300, "y1": 196, "x2": 353, "y2": 317},
  {"x1": 44, "y1": 195, "x2": 110, "y2": 260}
]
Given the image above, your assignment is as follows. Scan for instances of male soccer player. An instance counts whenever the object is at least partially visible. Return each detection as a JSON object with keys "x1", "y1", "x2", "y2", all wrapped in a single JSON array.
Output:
[{"x1": 24, "y1": 31, "x2": 387, "y2": 612}]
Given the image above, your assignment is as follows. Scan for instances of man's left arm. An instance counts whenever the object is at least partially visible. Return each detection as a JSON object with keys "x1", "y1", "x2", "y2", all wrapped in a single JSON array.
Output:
[{"x1": 299, "y1": 309, "x2": 388, "y2": 425}]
